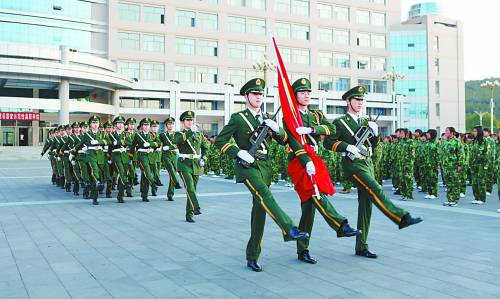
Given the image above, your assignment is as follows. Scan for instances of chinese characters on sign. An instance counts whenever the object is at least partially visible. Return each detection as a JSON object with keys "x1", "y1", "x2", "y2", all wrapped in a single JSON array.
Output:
[{"x1": 0, "y1": 112, "x2": 40, "y2": 121}]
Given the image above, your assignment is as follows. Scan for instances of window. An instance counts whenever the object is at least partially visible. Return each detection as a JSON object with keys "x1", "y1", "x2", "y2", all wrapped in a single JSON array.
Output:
[
  {"x1": 318, "y1": 75, "x2": 334, "y2": 90},
  {"x1": 408, "y1": 43, "x2": 415, "y2": 47},
  {"x1": 196, "y1": 40, "x2": 218, "y2": 57},
  {"x1": 228, "y1": 42, "x2": 245, "y2": 59},
  {"x1": 317, "y1": 4, "x2": 332, "y2": 19},
  {"x1": 334, "y1": 29, "x2": 349, "y2": 45},
  {"x1": 317, "y1": 51, "x2": 333, "y2": 66},
  {"x1": 118, "y1": 61, "x2": 140, "y2": 79},
  {"x1": 371, "y1": 57, "x2": 386, "y2": 71},
  {"x1": 144, "y1": 6, "x2": 165, "y2": 24},
  {"x1": 357, "y1": 56, "x2": 370, "y2": 70},
  {"x1": 334, "y1": 53, "x2": 350, "y2": 68},
  {"x1": 317, "y1": 27, "x2": 332, "y2": 43},
  {"x1": 291, "y1": 0, "x2": 309, "y2": 16},
  {"x1": 434, "y1": 35, "x2": 439, "y2": 51},
  {"x1": 143, "y1": 63, "x2": 165, "y2": 80},
  {"x1": 357, "y1": 10, "x2": 370, "y2": 24},
  {"x1": 176, "y1": 10, "x2": 195, "y2": 27},
  {"x1": 357, "y1": 33, "x2": 370, "y2": 47},
  {"x1": 176, "y1": 37, "x2": 195, "y2": 55},
  {"x1": 228, "y1": 0, "x2": 244, "y2": 7},
  {"x1": 358, "y1": 79, "x2": 372, "y2": 92},
  {"x1": 434, "y1": 58, "x2": 440, "y2": 73},
  {"x1": 247, "y1": 18, "x2": 266, "y2": 35},
  {"x1": 332, "y1": 5, "x2": 349, "y2": 22},
  {"x1": 143, "y1": 34, "x2": 164, "y2": 52},
  {"x1": 372, "y1": 34, "x2": 386, "y2": 49},
  {"x1": 119, "y1": 3, "x2": 140, "y2": 22},
  {"x1": 291, "y1": 24, "x2": 309, "y2": 40},
  {"x1": 336, "y1": 77, "x2": 350, "y2": 91},
  {"x1": 371, "y1": 12, "x2": 385, "y2": 26},
  {"x1": 248, "y1": 0, "x2": 266, "y2": 10},
  {"x1": 373, "y1": 80, "x2": 387, "y2": 93},
  {"x1": 228, "y1": 16, "x2": 246, "y2": 33},
  {"x1": 275, "y1": 22, "x2": 291, "y2": 39},
  {"x1": 176, "y1": 65, "x2": 195, "y2": 82},
  {"x1": 435, "y1": 80, "x2": 440, "y2": 95},
  {"x1": 228, "y1": 68, "x2": 246, "y2": 86},
  {"x1": 281, "y1": 47, "x2": 291, "y2": 63},
  {"x1": 275, "y1": 0, "x2": 291, "y2": 13},
  {"x1": 436, "y1": 103, "x2": 440, "y2": 117},
  {"x1": 292, "y1": 48, "x2": 310, "y2": 65},
  {"x1": 197, "y1": 66, "x2": 218, "y2": 83},
  {"x1": 118, "y1": 32, "x2": 140, "y2": 50},
  {"x1": 408, "y1": 66, "x2": 415, "y2": 70},
  {"x1": 246, "y1": 44, "x2": 266, "y2": 60},
  {"x1": 290, "y1": 72, "x2": 310, "y2": 82},
  {"x1": 198, "y1": 12, "x2": 218, "y2": 30}
]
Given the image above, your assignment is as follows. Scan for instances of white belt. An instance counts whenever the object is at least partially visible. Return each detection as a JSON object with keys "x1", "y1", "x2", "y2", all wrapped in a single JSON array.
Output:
[
  {"x1": 78, "y1": 150, "x2": 85, "y2": 154},
  {"x1": 259, "y1": 149, "x2": 268, "y2": 154},
  {"x1": 112, "y1": 148, "x2": 126, "y2": 153},
  {"x1": 179, "y1": 153, "x2": 201, "y2": 159},
  {"x1": 86, "y1": 146, "x2": 101, "y2": 150},
  {"x1": 63, "y1": 150, "x2": 70, "y2": 154},
  {"x1": 138, "y1": 148, "x2": 153, "y2": 153},
  {"x1": 155, "y1": 148, "x2": 161, "y2": 152}
]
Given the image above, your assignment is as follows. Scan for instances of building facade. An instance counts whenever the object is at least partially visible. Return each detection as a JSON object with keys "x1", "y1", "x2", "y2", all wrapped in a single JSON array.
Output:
[
  {"x1": 1, "y1": 0, "x2": 402, "y2": 146},
  {"x1": 390, "y1": 3, "x2": 465, "y2": 132}
]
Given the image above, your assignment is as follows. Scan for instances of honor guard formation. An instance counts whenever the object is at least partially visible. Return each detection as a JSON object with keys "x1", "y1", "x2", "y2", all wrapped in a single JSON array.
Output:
[{"x1": 40, "y1": 78, "x2": 499, "y2": 272}]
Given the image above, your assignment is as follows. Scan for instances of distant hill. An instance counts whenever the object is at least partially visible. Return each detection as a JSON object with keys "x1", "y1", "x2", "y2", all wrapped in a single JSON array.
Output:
[{"x1": 465, "y1": 78, "x2": 500, "y2": 131}]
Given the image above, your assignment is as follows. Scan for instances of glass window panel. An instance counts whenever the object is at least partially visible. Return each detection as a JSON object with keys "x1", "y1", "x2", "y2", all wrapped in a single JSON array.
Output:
[
  {"x1": 144, "y1": 6, "x2": 165, "y2": 24},
  {"x1": 357, "y1": 10, "x2": 370, "y2": 24},
  {"x1": 228, "y1": 42, "x2": 245, "y2": 59},
  {"x1": 228, "y1": 0, "x2": 244, "y2": 7},
  {"x1": 196, "y1": 39, "x2": 218, "y2": 56},
  {"x1": 334, "y1": 53, "x2": 350, "y2": 68},
  {"x1": 176, "y1": 37, "x2": 195, "y2": 55},
  {"x1": 281, "y1": 47, "x2": 291, "y2": 63},
  {"x1": 198, "y1": 12, "x2": 218, "y2": 30},
  {"x1": 246, "y1": 44, "x2": 266, "y2": 60},
  {"x1": 317, "y1": 27, "x2": 333, "y2": 43},
  {"x1": 228, "y1": 16, "x2": 246, "y2": 33},
  {"x1": 176, "y1": 10, "x2": 195, "y2": 27},
  {"x1": 357, "y1": 32, "x2": 370, "y2": 47},
  {"x1": 292, "y1": 48, "x2": 309, "y2": 65},
  {"x1": 373, "y1": 80, "x2": 387, "y2": 93},
  {"x1": 318, "y1": 75, "x2": 334, "y2": 90},
  {"x1": 371, "y1": 12, "x2": 385, "y2": 26},
  {"x1": 332, "y1": 5, "x2": 349, "y2": 21},
  {"x1": 291, "y1": 24, "x2": 309, "y2": 40},
  {"x1": 335, "y1": 77, "x2": 350, "y2": 91},
  {"x1": 290, "y1": 73, "x2": 310, "y2": 82},
  {"x1": 143, "y1": 34, "x2": 164, "y2": 52},
  {"x1": 118, "y1": 61, "x2": 140, "y2": 79},
  {"x1": 119, "y1": 3, "x2": 140, "y2": 22},
  {"x1": 291, "y1": 0, "x2": 309, "y2": 16},
  {"x1": 274, "y1": 22, "x2": 291, "y2": 39},
  {"x1": 317, "y1": 4, "x2": 332, "y2": 19},
  {"x1": 143, "y1": 63, "x2": 165, "y2": 80},
  {"x1": 358, "y1": 79, "x2": 372, "y2": 92},
  {"x1": 334, "y1": 29, "x2": 349, "y2": 45},
  {"x1": 247, "y1": 18, "x2": 266, "y2": 35},
  {"x1": 176, "y1": 65, "x2": 195, "y2": 82},
  {"x1": 357, "y1": 55, "x2": 370, "y2": 70},
  {"x1": 372, "y1": 34, "x2": 386, "y2": 49},
  {"x1": 371, "y1": 57, "x2": 386, "y2": 71},
  {"x1": 197, "y1": 66, "x2": 218, "y2": 83},
  {"x1": 275, "y1": 0, "x2": 291, "y2": 13},
  {"x1": 317, "y1": 51, "x2": 333, "y2": 66},
  {"x1": 118, "y1": 32, "x2": 140, "y2": 50},
  {"x1": 228, "y1": 68, "x2": 246, "y2": 86},
  {"x1": 248, "y1": 0, "x2": 266, "y2": 10}
]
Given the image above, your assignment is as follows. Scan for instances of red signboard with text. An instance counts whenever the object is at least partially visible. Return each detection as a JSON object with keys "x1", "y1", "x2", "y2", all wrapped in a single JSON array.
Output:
[{"x1": 0, "y1": 112, "x2": 40, "y2": 121}]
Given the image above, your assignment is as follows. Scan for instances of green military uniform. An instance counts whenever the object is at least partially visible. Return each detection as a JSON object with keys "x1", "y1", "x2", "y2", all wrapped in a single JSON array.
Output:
[
  {"x1": 214, "y1": 78, "x2": 308, "y2": 267},
  {"x1": 131, "y1": 118, "x2": 160, "y2": 201},
  {"x1": 67, "y1": 122, "x2": 82, "y2": 195},
  {"x1": 104, "y1": 116, "x2": 130, "y2": 203},
  {"x1": 425, "y1": 137, "x2": 440, "y2": 197},
  {"x1": 222, "y1": 138, "x2": 236, "y2": 179},
  {"x1": 324, "y1": 86, "x2": 420, "y2": 255},
  {"x1": 485, "y1": 135, "x2": 496, "y2": 194},
  {"x1": 102, "y1": 121, "x2": 115, "y2": 198},
  {"x1": 441, "y1": 135, "x2": 465, "y2": 205},
  {"x1": 149, "y1": 120, "x2": 162, "y2": 196},
  {"x1": 285, "y1": 78, "x2": 356, "y2": 259},
  {"x1": 56, "y1": 125, "x2": 75, "y2": 192},
  {"x1": 470, "y1": 137, "x2": 491, "y2": 203},
  {"x1": 74, "y1": 116, "x2": 106, "y2": 205},
  {"x1": 73, "y1": 122, "x2": 90, "y2": 198},
  {"x1": 400, "y1": 137, "x2": 415, "y2": 200},
  {"x1": 41, "y1": 129, "x2": 58, "y2": 185},
  {"x1": 496, "y1": 138, "x2": 500, "y2": 200},
  {"x1": 174, "y1": 111, "x2": 209, "y2": 221},
  {"x1": 124, "y1": 118, "x2": 137, "y2": 195},
  {"x1": 159, "y1": 117, "x2": 181, "y2": 201}
]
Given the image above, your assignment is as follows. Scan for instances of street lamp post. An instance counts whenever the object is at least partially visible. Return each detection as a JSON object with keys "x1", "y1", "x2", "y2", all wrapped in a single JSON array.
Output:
[
  {"x1": 252, "y1": 54, "x2": 276, "y2": 113},
  {"x1": 383, "y1": 67, "x2": 405, "y2": 131},
  {"x1": 480, "y1": 79, "x2": 499, "y2": 130},
  {"x1": 474, "y1": 111, "x2": 487, "y2": 126}
]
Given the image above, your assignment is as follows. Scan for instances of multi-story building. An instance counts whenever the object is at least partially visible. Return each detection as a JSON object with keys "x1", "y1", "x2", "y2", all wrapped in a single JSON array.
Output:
[
  {"x1": 390, "y1": 2, "x2": 465, "y2": 132},
  {"x1": 1, "y1": 0, "x2": 401, "y2": 146}
]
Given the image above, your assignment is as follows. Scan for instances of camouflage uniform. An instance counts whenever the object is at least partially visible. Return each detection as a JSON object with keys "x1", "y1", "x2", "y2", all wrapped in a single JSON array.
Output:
[
  {"x1": 442, "y1": 136, "x2": 465, "y2": 204},
  {"x1": 425, "y1": 139, "x2": 440, "y2": 197},
  {"x1": 400, "y1": 138, "x2": 415, "y2": 200},
  {"x1": 485, "y1": 136, "x2": 496, "y2": 194},
  {"x1": 470, "y1": 138, "x2": 491, "y2": 202}
]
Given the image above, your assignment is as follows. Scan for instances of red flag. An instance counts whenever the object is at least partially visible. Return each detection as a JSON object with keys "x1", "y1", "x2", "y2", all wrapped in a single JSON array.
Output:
[{"x1": 272, "y1": 37, "x2": 335, "y2": 202}]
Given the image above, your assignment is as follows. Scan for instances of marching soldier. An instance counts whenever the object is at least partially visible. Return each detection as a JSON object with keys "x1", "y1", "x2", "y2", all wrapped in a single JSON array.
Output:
[
  {"x1": 159, "y1": 117, "x2": 182, "y2": 201},
  {"x1": 132, "y1": 118, "x2": 159, "y2": 202},
  {"x1": 324, "y1": 85, "x2": 422, "y2": 259},
  {"x1": 69, "y1": 122, "x2": 82, "y2": 196},
  {"x1": 214, "y1": 78, "x2": 309, "y2": 272},
  {"x1": 125, "y1": 118, "x2": 139, "y2": 189},
  {"x1": 56, "y1": 125, "x2": 74, "y2": 192},
  {"x1": 105, "y1": 116, "x2": 130, "y2": 203},
  {"x1": 41, "y1": 129, "x2": 58, "y2": 185},
  {"x1": 150, "y1": 120, "x2": 163, "y2": 196},
  {"x1": 442, "y1": 127, "x2": 465, "y2": 207},
  {"x1": 74, "y1": 116, "x2": 105, "y2": 205},
  {"x1": 284, "y1": 78, "x2": 359, "y2": 264},
  {"x1": 174, "y1": 111, "x2": 209, "y2": 222},
  {"x1": 103, "y1": 121, "x2": 115, "y2": 198},
  {"x1": 74, "y1": 122, "x2": 90, "y2": 199}
]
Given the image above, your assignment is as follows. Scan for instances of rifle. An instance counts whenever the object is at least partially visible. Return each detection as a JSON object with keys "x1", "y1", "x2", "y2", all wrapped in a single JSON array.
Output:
[
  {"x1": 347, "y1": 111, "x2": 382, "y2": 161},
  {"x1": 239, "y1": 107, "x2": 282, "y2": 168}
]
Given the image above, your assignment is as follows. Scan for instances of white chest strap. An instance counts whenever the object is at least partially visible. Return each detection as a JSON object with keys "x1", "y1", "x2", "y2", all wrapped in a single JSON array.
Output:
[
  {"x1": 239, "y1": 112, "x2": 266, "y2": 151},
  {"x1": 339, "y1": 118, "x2": 355, "y2": 137}
]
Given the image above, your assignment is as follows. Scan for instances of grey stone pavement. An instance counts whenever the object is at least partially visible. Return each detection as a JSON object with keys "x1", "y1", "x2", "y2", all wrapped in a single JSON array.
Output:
[{"x1": 0, "y1": 160, "x2": 499, "y2": 299}]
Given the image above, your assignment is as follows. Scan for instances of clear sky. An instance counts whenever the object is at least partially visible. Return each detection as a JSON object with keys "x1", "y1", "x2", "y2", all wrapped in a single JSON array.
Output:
[{"x1": 400, "y1": 0, "x2": 498, "y2": 81}]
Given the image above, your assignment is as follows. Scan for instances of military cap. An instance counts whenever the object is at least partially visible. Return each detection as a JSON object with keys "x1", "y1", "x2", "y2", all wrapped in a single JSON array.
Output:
[
  {"x1": 179, "y1": 111, "x2": 195, "y2": 121},
  {"x1": 342, "y1": 85, "x2": 367, "y2": 101},
  {"x1": 88, "y1": 115, "x2": 100, "y2": 123},
  {"x1": 71, "y1": 122, "x2": 80, "y2": 129},
  {"x1": 103, "y1": 121, "x2": 113, "y2": 128},
  {"x1": 113, "y1": 116, "x2": 125, "y2": 124},
  {"x1": 151, "y1": 120, "x2": 159, "y2": 126},
  {"x1": 240, "y1": 78, "x2": 265, "y2": 96},
  {"x1": 64, "y1": 125, "x2": 72, "y2": 130},
  {"x1": 139, "y1": 118, "x2": 151, "y2": 126},
  {"x1": 164, "y1": 117, "x2": 175, "y2": 125},
  {"x1": 80, "y1": 122, "x2": 89, "y2": 128},
  {"x1": 292, "y1": 78, "x2": 312, "y2": 93},
  {"x1": 125, "y1": 117, "x2": 136, "y2": 125},
  {"x1": 58, "y1": 125, "x2": 65, "y2": 131}
]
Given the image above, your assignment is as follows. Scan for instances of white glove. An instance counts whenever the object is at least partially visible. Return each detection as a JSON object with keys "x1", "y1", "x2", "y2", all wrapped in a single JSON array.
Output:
[
  {"x1": 107, "y1": 160, "x2": 112, "y2": 165},
  {"x1": 191, "y1": 124, "x2": 198, "y2": 132},
  {"x1": 113, "y1": 140, "x2": 118, "y2": 146},
  {"x1": 71, "y1": 160, "x2": 76, "y2": 166},
  {"x1": 90, "y1": 140, "x2": 99, "y2": 145},
  {"x1": 237, "y1": 150, "x2": 255, "y2": 164},
  {"x1": 368, "y1": 121, "x2": 379, "y2": 137},
  {"x1": 199, "y1": 158, "x2": 205, "y2": 167},
  {"x1": 305, "y1": 161, "x2": 316, "y2": 176},
  {"x1": 104, "y1": 146, "x2": 109, "y2": 151},
  {"x1": 69, "y1": 154, "x2": 74, "y2": 161},
  {"x1": 56, "y1": 157, "x2": 61, "y2": 161},
  {"x1": 346, "y1": 144, "x2": 361, "y2": 157},
  {"x1": 296, "y1": 127, "x2": 313, "y2": 135},
  {"x1": 264, "y1": 119, "x2": 279, "y2": 133},
  {"x1": 143, "y1": 142, "x2": 150, "y2": 148},
  {"x1": 162, "y1": 145, "x2": 170, "y2": 151}
]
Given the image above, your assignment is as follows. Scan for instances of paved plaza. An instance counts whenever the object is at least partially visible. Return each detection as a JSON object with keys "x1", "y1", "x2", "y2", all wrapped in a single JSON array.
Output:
[{"x1": 0, "y1": 160, "x2": 499, "y2": 299}]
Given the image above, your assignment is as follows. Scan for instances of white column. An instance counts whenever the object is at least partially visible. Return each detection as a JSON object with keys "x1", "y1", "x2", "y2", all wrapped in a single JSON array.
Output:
[
  {"x1": 58, "y1": 79, "x2": 70, "y2": 125},
  {"x1": 223, "y1": 85, "x2": 233, "y2": 124},
  {"x1": 112, "y1": 91, "x2": 120, "y2": 118}
]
